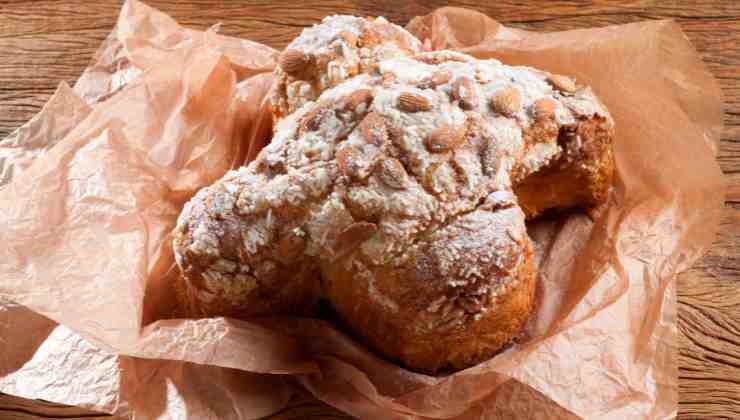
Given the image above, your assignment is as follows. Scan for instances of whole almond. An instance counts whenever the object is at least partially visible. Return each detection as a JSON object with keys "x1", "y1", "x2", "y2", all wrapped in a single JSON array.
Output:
[
  {"x1": 387, "y1": 126, "x2": 405, "y2": 151},
  {"x1": 431, "y1": 70, "x2": 452, "y2": 86},
  {"x1": 451, "y1": 77, "x2": 478, "y2": 110},
  {"x1": 341, "y1": 89, "x2": 374, "y2": 114},
  {"x1": 546, "y1": 74, "x2": 577, "y2": 93},
  {"x1": 299, "y1": 108, "x2": 321, "y2": 132},
  {"x1": 299, "y1": 106, "x2": 332, "y2": 132},
  {"x1": 425, "y1": 125, "x2": 465, "y2": 153},
  {"x1": 279, "y1": 49, "x2": 311, "y2": 79},
  {"x1": 336, "y1": 145, "x2": 361, "y2": 179},
  {"x1": 481, "y1": 135, "x2": 501, "y2": 177},
  {"x1": 377, "y1": 158, "x2": 407, "y2": 189},
  {"x1": 533, "y1": 98, "x2": 557, "y2": 120},
  {"x1": 398, "y1": 92, "x2": 432, "y2": 112},
  {"x1": 417, "y1": 70, "x2": 451, "y2": 89},
  {"x1": 336, "y1": 222, "x2": 377, "y2": 256},
  {"x1": 358, "y1": 112, "x2": 388, "y2": 146},
  {"x1": 490, "y1": 86, "x2": 522, "y2": 116}
]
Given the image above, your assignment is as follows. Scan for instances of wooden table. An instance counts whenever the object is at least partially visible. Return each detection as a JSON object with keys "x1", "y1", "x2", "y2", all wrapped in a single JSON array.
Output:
[{"x1": 1, "y1": 1, "x2": 738, "y2": 418}]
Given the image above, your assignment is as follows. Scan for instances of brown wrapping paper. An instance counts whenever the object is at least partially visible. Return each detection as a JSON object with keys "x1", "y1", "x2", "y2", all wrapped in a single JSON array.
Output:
[{"x1": 0, "y1": 2, "x2": 723, "y2": 419}]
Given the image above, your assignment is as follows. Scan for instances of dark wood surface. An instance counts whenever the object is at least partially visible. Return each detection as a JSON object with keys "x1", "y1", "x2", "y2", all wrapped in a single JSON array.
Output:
[{"x1": 1, "y1": 1, "x2": 738, "y2": 418}]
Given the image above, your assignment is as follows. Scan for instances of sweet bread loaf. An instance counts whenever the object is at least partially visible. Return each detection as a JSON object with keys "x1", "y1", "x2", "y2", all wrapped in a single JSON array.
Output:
[{"x1": 173, "y1": 22, "x2": 614, "y2": 371}]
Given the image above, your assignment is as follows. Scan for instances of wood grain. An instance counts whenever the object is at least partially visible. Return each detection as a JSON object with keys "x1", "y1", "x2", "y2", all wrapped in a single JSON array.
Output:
[
  {"x1": 0, "y1": 1, "x2": 738, "y2": 419},
  {"x1": 0, "y1": 392, "x2": 115, "y2": 419}
]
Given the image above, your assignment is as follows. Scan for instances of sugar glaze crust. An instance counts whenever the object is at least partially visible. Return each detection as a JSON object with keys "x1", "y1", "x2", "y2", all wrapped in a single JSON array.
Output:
[{"x1": 174, "y1": 17, "x2": 614, "y2": 373}]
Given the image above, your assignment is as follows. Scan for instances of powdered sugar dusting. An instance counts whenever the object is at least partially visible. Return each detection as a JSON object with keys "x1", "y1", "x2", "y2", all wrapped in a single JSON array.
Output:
[{"x1": 270, "y1": 15, "x2": 422, "y2": 119}]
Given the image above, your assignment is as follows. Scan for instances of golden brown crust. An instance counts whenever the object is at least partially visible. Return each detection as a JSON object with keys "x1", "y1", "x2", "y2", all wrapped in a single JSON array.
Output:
[
  {"x1": 174, "y1": 256, "x2": 321, "y2": 319},
  {"x1": 322, "y1": 199, "x2": 536, "y2": 373},
  {"x1": 172, "y1": 166, "x2": 332, "y2": 318}
]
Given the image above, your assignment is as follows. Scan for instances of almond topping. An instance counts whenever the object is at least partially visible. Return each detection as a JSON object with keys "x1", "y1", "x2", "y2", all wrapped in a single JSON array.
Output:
[
  {"x1": 533, "y1": 98, "x2": 557, "y2": 120},
  {"x1": 546, "y1": 74, "x2": 577, "y2": 93},
  {"x1": 418, "y1": 70, "x2": 451, "y2": 89},
  {"x1": 425, "y1": 126, "x2": 465, "y2": 153},
  {"x1": 387, "y1": 126, "x2": 405, "y2": 150},
  {"x1": 398, "y1": 92, "x2": 432, "y2": 112},
  {"x1": 299, "y1": 106, "x2": 332, "y2": 132},
  {"x1": 359, "y1": 27, "x2": 381, "y2": 48},
  {"x1": 377, "y1": 158, "x2": 407, "y2": 189},
  {"x1": 340, "y1": 89, "x2": 374, "y2": 114},
  {"x1": 336, "y1": 145, "x2": 361, "y2": 179},
  {"x1": 431, "y1": 70, "x2": 452, "y2": 86},
  {"x1": 358, "y1": 112, "x2": 388, "y2": 146},
  {"x1": 279, "y1": 49, "x2": 312, "y2": 79},
  {"x1": 490, "y1": 86, "x2": 522, "y2": 116},
  {"x1": 451, "y1": 77, "x2": 478, "y2": 110},
  {"x1": 338, "y1": 31, "x2": 358, "y2": 47}
]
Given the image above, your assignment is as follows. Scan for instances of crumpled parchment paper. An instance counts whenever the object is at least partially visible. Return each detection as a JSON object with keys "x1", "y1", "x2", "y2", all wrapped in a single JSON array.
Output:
[{"x1": 0, "y1": 2, "x2": 723, "y2": 419}]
